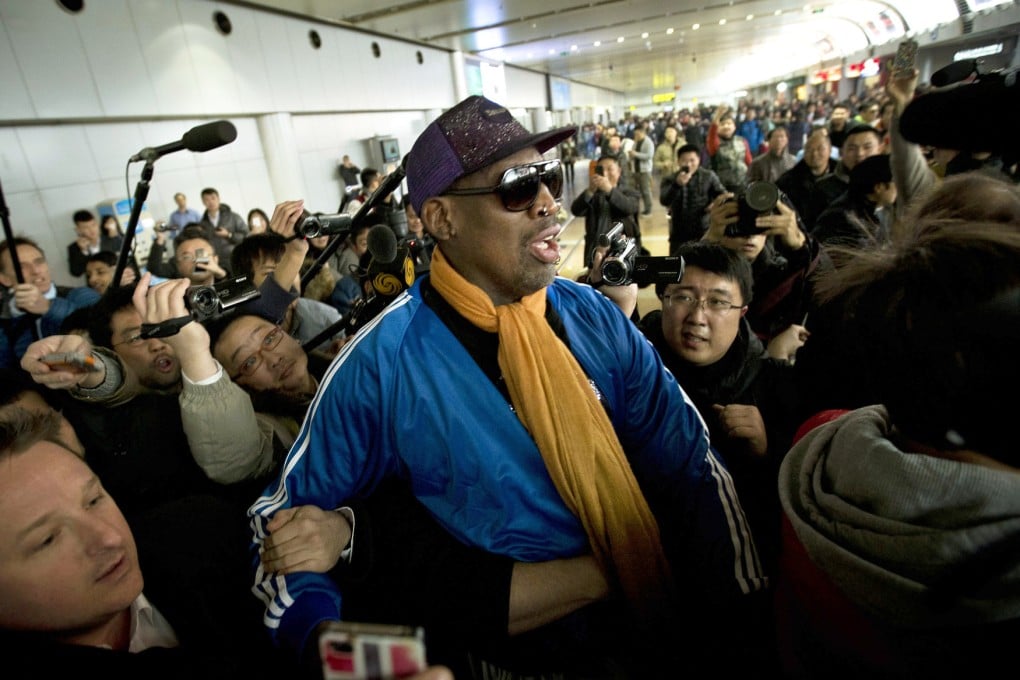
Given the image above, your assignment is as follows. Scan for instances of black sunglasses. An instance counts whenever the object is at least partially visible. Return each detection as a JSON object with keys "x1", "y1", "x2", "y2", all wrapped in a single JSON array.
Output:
[{"x1": 443, "y1": 159, "x2": 563, "y2": 212}]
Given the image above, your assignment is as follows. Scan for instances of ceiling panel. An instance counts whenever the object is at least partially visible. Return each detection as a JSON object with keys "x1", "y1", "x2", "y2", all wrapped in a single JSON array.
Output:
[{"x1": 235, "y1": 0, "x2": 978, "y2": 102}]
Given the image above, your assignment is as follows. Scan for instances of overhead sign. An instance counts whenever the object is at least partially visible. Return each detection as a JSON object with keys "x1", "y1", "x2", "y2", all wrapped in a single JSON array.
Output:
[
  {"x1": 954, "y1": 43, "x2": 1003, "y2": 61},
  {"x1": 652, "y1": 92, "x2": 676, "y2": 103}
]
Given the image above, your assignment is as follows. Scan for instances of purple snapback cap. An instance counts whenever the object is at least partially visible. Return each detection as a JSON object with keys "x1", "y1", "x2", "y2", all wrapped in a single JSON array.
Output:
[{"x1": 406, "y1": 95, "x2": 576, "y2": 214}]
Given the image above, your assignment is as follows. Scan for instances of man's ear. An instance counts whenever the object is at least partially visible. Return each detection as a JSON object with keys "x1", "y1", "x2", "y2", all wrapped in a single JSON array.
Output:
[{"x1": 421, "y1": 198, "x2": 454, "y2": 241}]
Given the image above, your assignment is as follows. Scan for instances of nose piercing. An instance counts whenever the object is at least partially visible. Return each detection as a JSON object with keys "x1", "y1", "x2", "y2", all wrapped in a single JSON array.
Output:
[{"x1": 538, "y1": 206, "x2": 549, "y2": 217}]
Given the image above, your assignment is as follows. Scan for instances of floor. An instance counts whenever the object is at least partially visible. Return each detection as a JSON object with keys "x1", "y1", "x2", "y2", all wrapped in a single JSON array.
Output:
[{"x1": 556, "y1": 160, "x2": 669, "y2": 319}]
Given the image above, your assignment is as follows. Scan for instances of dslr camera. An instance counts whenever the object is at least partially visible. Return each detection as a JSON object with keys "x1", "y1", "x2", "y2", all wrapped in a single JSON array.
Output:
[
  {"x1": 599, "y1": 222, "x2": 685, "y2": 288},
  {"x1": 725, "y1": 180, "x2": 782, "y2": 237},
  {"x1": 185, "y1": 274, "x2": 260, "y2": 321}
]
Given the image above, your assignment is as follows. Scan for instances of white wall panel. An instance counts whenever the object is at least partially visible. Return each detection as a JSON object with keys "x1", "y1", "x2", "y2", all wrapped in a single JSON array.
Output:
[
  {"x1": 504, "y1": 67, "x2": 549, "y2": 109},
  {"x1": 0, "y1": 127, "x2": 34, "y2": 193},
  {"x1": 220, "y1": 5, "x2": 274, "y2": 114},
  {"x1": 133, "y1": 0, "x2": 203, "y2": 115},
  {"x1": 0, "y1": 20, "x2": 34, "y2": 120},
  {"x1": 78, "y1": 0, "x2": 157, "y2": 117},
  {"x1": 1, "y1": 0, "x2": 102, "y2": 118},
  {"x1": 178, "y1": 1, "x2": 243, "y2": 113},
  {"x1": 254, "y1": 9, "x2": 304, "y2": 114},
  {"x1": 19, "y1": 125, "x2": 100, "y2": 189}
]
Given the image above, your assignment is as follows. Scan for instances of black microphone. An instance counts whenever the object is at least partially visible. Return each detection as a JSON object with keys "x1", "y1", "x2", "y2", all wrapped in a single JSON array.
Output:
[
  {"x1": 129, "y1": 120, "x2": 238, "y2": 163},
  {"x1": 364, "y1": 225, "x2": 413, "y2": 298},
  {"x1": 297, "y1": 212, "x2": 353, "y2": 239}
]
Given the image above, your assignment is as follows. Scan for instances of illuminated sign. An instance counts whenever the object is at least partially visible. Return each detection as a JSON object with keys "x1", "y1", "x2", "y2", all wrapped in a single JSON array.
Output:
[
  {"x1": 652, "y1": 92, "x2": 677, "y2": 103},
  {"x1": 847, "y1": 58, "x2": 880, "y2": 78},
  {"x1": 954, "y1": 43, "x2": 1003, "y2": 61}
]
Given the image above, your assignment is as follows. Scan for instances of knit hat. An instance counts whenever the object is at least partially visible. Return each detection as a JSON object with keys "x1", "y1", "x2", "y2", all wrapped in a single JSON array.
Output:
[{"x1": 406, "y1": 95, "x2": 576, "y2": 214}]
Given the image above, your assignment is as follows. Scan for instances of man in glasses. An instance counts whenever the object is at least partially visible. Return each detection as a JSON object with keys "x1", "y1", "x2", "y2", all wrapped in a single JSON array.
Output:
[
  {"x1": 639, "y1": 241, "x2": 805, "y2": 573},
  {"x1": 249, "y1": 95, "x2": 769, "y2": 676},
  {"x1": 570, "y1": 155, "x2": 640, "y2": 267}
]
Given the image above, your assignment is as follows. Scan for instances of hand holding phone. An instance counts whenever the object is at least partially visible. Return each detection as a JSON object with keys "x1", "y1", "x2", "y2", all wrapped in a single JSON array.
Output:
[
  {"x1": 319, "y1": 621, "x2": 426, "y2": 680},
  {"x1": 893, "y1": 38, "x2": 919, "y2": 78}
]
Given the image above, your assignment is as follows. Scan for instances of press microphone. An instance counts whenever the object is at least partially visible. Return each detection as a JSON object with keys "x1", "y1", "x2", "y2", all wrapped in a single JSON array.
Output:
[
  {"x1": 129, "y1": 120, "x2": 238, "y2": 163},
  {"x1": 297, "y1": 212, "x2": 353, "y2": 239},
  {"x1": 364, "y1": 224, "x2": 413, "y2": 298}
]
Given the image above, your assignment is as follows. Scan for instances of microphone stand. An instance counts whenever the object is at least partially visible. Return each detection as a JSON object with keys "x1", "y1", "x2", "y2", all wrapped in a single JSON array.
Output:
[
  {"x1": 0, "y1": 175, "x2": 39, "y2": 340},
  {"x1": 112, "y1": 160, "x2": 154, "y2": 294},
  {"x1": 301, "y1": 160, "x2": 406, "y2": 290}
]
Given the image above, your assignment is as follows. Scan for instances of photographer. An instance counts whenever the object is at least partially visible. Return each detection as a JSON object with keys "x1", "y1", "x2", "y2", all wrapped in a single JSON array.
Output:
[
  {"x1": 703, "y1": 190, "x2": 825, "y2": 344},
  {"x1": 570, "y1": 156, "x2": 640, "y2": 267},
  {"x1": 659, "y1": 143, "x2": 726, "y2": 253}
]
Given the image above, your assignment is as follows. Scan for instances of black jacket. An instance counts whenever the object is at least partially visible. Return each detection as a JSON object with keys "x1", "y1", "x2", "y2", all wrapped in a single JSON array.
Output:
[
  {"x1": 776, "y1": 158, "x2": 838, "y2": 231},
  {"x1": 570, "y1": 184, "x2": 640, "y2": 267},
  {"x1": 659, "y1": 168, "x2": 726, "y2": 251}
]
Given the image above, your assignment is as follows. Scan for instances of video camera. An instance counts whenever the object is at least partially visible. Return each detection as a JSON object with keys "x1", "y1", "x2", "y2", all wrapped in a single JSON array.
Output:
[
  {"x1": 184, "y1": 274, "x2": 260, "y2": 322},
  {"x1": 297, "y1": 212, "x2": 354, "y2": 239},
  {"x1": 900, "y1": 59, "x2": 1019, "y2": 156},
  {"x1": 599, "y1": 222, "x2": 685, "y2": 287},
  {"x1": 724, "y1": 181, "x2": 783, "y2": 237}
]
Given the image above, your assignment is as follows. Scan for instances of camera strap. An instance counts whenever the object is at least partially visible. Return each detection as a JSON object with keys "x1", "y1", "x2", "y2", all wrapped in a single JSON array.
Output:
[{"x1": 139, "y1": 314, "x2": 192, "y2": 339}]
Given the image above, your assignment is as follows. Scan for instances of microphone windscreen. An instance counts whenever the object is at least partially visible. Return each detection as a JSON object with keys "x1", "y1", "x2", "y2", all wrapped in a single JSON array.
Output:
[
  {"x1": 182, "y1": 120, "x2": 238, "y2": 153},
  {"x1": 930, "y1": 60, "x2": 977, "y2": 88},
  {"x1": 367, "y1": 225, "x2": 398, "y2": 264},
  {"x1": 900, "y1": 77, "x2": 1019, "y2": 152}
]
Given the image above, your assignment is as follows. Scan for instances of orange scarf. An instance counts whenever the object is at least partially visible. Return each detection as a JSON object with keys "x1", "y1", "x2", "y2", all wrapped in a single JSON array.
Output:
[{"x1": 430, "y1": 249, "x2": 674, "y2": 612}]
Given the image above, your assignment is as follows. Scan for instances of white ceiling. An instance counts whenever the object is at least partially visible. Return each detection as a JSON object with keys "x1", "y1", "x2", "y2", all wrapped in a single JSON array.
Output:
[{"x1": 236, "y1": 1, "x2": 996, "y2": 102}]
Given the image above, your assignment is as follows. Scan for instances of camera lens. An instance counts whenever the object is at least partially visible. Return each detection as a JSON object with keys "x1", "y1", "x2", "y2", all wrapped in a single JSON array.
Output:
[
  {"x1": 743, "y1": 181, "x2": 780, "y2": 212},
  {"x1": 186, "y1": 285, "x2": 220, "y2": 319},
  {"x1": 601, "y1": 259, "x2": 629, "y2": 286}
]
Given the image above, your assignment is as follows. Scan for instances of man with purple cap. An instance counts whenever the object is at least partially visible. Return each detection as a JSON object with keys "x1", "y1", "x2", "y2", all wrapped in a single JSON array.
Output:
[{"x1": 249, "y1": 95, "x2": 768, "y2": 676}]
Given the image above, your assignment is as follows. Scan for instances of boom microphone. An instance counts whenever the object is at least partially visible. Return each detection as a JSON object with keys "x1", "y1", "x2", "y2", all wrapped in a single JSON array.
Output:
[{"x1": 129, "y1": 120, "x2": 238, "y2": 163}]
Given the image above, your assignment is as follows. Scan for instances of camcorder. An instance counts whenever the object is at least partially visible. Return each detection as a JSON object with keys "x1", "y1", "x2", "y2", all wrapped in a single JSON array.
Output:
[
  {"x1": 297, "y1": 212, "x2": 354, "y2": 239},
  {"x1": 599, "y1": 222, "x2": 685, "y2": 287},
  {"x1": 185, "y1": 274, "x2": 260, "y2": 321},
  {"x1": 724, "y1": 180, "x2": 783, "y2": 237}
]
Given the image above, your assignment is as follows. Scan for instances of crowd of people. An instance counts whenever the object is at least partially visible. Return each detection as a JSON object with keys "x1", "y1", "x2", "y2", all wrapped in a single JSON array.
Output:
[{"x1": 0, "y1": 62, "x2": 1017, "y2": 679}]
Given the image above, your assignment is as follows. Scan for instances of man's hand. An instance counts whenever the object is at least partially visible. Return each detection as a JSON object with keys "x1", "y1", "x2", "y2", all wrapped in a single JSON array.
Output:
[
  {"x1": 12, "y1": 283, "x2": 51, "y2": 315},
  {"x1": 76, "y1": 236, "x2": 92, "y2": 253},
  {"x1": 132, "y1": 273, "x2": 217, "y2": 380},
  {"x1": 712, "y1": 403, "x2": 768, "y2": 458},
  {"x1": 269, "y1": 199, "x2": 310, "y2": 292},
  {"x1": 674, "y1": 168, "x2": 693, "y2": 187},
  {"x1": 704, "y1": 193, "x2": 737, "y2": 241},
  {"x1": 588, "y1": 243, "x2": 638, "y2": 319},
  {"x1": 102, "y1": 220, "x2": 119, "y2": 237},
  {"x1": 886, "y1": 67, "x2": 920, "y2": 116},
  {"x1": 756, "y1": 201, "x2": 805, "y2": 250},
  {"x1": 21, "y1": 334, "x2": 106, "y2": 390},
  {"x1": 261, "y1": 505, "x2": 352, "y2": 575},
  {"x1": 214, "y1": 226, "x2": 230, "y2": 239},
  {"x1": 766, "y1": 323, "x2": 810, "y2": 363},
  {"x1": 589, "y1": 174, "x2": 612, "y2": 195},
  {"x1": 194, "y1": 259, "x2": 227, "y2": 280}
]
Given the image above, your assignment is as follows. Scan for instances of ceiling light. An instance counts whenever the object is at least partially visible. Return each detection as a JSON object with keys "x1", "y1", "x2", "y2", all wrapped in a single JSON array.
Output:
[
  {"x1": 617, "y1": 36, "x2": 625, "y2": 43},
  {"x1": 692, "y1": 23, "x2": 700, "y2": 30},
  {"x1": 548, "y1": 48, "x2": 555, "y2": 54},
  {"x1": 666, "y1": 27, "x2": 675, "y2": 35},
  {"x1": 593, "y1": 40, "x2": 601, "y2": 47},
  {"x1": 641, "y1": 32, "x2": 649, "y2": 39},
  {"x1": 719, "y1": 19, "x2": 726, "y2": 25},
  {"x1": 746, "y1": 14, "x2": 754, "y2": 20},
  {"x1": 571, "y1": 44, "x2": 578, "y2": 51},
  {"x1": 774, "y1": 9, "x2": 782, "y2": 15}
]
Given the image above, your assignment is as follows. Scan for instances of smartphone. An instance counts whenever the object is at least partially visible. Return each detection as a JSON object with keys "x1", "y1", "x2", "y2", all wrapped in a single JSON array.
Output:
[
  {"x1": 41, "y1": 352, "x2": 102, "y2": 373},
  {"x1": 893, "y1": 38, "x2": 918, "y2": 77},
  {"x1": 595, "y1": 165, "x2": 605, "y2": 177},
  {"x1": 319, "y1": 621, "x2": 427, "y2": 680}
]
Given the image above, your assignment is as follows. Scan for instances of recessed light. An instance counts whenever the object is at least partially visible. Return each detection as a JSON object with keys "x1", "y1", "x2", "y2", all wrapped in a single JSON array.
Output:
[
  {"x1": 746, "y1": 14, "x2": 754, "y2": 20},
  {"x1": 594, "y1": 40, "x2": 601, "y2": 47},
  {"x1": 571, "y1": 44, "x2": 578, "y2": 51},
  {"x1": 692, "y1": 24, "x2": 700, "y2": 30},
  {"x1": 719, "y1": 19, "x2": 726, "y2": 25},
  {"x1": 617, "y1": 36, "x2": 625, "y2": 43},
  {"x1": 666, "y1": 27, "x2": 674, "y2": 35},
  {"x1": 641, "y1": 32, "x2": 649, "y2": 39},
  {"x1": 774, "y1": 9, "x2": 782, "y2": 15}
]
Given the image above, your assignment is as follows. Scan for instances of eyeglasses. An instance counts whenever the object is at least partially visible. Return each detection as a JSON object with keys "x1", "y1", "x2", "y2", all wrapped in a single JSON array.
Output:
[
  {"x1": 442, "y1": 159, "x2": 563, "y2": 212},
  {"x1": 112, "y1": 334, "x2": 145, "y2": 348},
  {"x1": 232, "y1": 325, "x2": 285, "y2": 379},
  {"x1": 663, "y1": 293, "x2": 744, "y2": 315}
]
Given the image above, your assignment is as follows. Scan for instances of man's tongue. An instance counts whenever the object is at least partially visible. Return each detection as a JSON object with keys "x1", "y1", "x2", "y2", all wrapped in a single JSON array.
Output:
[{"x1": 529, "y1": 237, "x2": 560, "y2": 264}]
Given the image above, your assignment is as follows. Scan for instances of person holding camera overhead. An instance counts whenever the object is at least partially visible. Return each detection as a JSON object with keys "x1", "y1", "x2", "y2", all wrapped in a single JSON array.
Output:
[
  {"x1": 660, "y1": 143, "x2": 727, "y2": 254},
  {"x1": 570, "y1": 154, "x2": 640, "y2": 268},
  {"x1": 703, "y1": 188, "x2": 826, "y2": 347}
]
